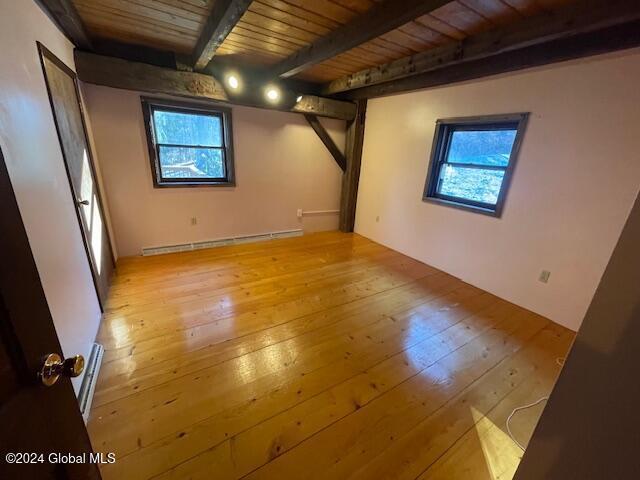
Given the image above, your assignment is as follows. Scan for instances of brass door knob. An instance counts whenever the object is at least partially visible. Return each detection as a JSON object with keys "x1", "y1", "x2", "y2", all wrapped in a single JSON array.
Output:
[{"x1": 39, "y1": 353, "x2": 85, "y2": 387}]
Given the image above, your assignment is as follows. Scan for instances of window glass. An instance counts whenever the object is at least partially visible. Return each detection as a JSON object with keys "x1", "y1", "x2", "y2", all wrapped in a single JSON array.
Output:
[
  {"x1": 153, "y1": 110, "x2": 223, "y2": 147},
  {"x1": 437, "y1": 164, "x2": 505, "y2": 204},
  {"x1": 447, "y1": 129, "x2": 516, "y2": 167},
  {"x1": 158, "y1": 146, "x2": 225, "y2": 179}
]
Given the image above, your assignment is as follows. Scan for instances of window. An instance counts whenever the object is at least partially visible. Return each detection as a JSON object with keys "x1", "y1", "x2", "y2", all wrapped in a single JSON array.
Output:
[
  {"x1": 423, "y1": 113, "x2": 528, "y2": 217},
  {"x1": 141, "y1": 98, "x2": 235, "y2": 187}
]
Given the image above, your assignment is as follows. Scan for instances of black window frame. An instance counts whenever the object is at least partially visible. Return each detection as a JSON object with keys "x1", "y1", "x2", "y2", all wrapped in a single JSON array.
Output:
[
  {"x1": 141, "y1": 97, "x2": 235, "y2": 188},
  {"x1": 423, "y1": 113, "x2": 529, "y2": 217}
]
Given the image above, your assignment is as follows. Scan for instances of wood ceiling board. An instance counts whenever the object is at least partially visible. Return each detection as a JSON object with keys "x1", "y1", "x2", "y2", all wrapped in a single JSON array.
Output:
[
  {"x1": 74, "y1": 1, "x2": 203, "y2": 33},
  {"x1": 330, "y1": 0, "x2": 378, "y2": 15},
  {"x1": 234, "y1": 10, "x2": 322, "y2": 43},
  {"x1": 378, "y1": 29, "x2": 437, "y2": 53},
  {"x1": 458, "y1": 0, "x2": 524, "y2": 25},
  {"x1": 397, "y1": 21, "x2": 452, "y2": 46},
  {"x1": 72, "y1": 0, "x2": 207, "y2": 52},
  {"x1": 77, "y1": 10, "x2": 200, "y2": 42},
  {"x1": 257, "y1": 0, "x2": 342, "y2": 29},
  {"x1": 430, "y1": 1, "x2": 494, "y2": 35},
  {"x1": 276, "y1": 0, "x2": 360, "y2": 23},
  {"x1": 247, "y1": 1, "x2": 334, "y2": 36},
  {"x1": 224, "y1": 31, "x2": 295, "y2": 56}
]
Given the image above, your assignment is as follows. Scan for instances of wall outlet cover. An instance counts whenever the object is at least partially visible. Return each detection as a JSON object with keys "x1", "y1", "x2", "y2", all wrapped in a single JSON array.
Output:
[{"x1": 539, "y1": 270, "x2": 551, "y2": 283}]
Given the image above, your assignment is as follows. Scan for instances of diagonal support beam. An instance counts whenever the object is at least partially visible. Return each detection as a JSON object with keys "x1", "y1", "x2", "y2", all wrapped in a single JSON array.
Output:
[
  {"x1": 192, "y1": 0, "x2": 252, "y2": 71},
  {"x1": 323, "y1": 0, "x2": 640, "y2": 97},
  {"x1": 304, "y1": 115, "x2": 346, "y2": 171},
  {"x1": 270, "y1": 0, "x2": 451, "y2": 79},
  {"x1": 36, "y1": 0, "x2": 92, "y2": 50}
]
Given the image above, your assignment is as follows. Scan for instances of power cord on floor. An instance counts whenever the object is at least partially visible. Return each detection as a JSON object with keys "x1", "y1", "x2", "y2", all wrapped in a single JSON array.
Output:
[
  {"x1": 505, "y1": 357, "x2": 566, "y2": 450},
  {"x1": 506, "y1": 396, "x2": 549, "y2": 450}
]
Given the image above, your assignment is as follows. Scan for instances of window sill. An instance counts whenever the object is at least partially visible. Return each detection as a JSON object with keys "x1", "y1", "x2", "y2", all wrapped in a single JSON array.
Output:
[
  {"x1": 153, "y1": 180, "x2": 236, "y2": 188},
  {"x1": 422, "y1": 196, "x2": 502, "y2": 218}
]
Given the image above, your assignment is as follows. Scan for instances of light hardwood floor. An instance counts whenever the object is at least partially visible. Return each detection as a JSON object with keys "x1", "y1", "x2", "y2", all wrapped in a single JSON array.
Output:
[{"x1": 89, "y1": 231, "x2": 573, "y2": 479}]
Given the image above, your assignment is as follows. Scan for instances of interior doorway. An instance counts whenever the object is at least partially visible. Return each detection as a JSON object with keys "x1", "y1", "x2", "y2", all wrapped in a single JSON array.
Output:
[{"x1": 38, "y1": 42, "x2": 114, "y2": 308}]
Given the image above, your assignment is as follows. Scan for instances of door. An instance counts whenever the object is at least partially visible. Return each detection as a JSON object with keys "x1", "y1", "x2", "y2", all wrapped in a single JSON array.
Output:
[
  {"x1": 0, "y1": 147, "x2": 101, "y2": 478},
  {"x1": 38, "y1": 43, "x2": 114, "y2": 309}
]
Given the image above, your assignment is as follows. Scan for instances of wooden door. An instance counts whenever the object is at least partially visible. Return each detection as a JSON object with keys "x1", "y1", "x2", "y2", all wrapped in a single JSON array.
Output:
[
  {"x1": 0, "y1": 147, "x2": 101, "y2": 478},
  {"x1": 38, "y1": 43, "x2": 114, "y2": 309}
]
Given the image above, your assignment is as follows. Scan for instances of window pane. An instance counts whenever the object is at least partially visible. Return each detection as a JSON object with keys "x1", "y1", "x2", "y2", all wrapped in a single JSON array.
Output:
[
  {"x1": 158, "y1": 146, "x2": 225, "y2": 179},
  {"x1": 447, "y1": 129, "x2": 517, "y2": 167},
  {"x1": 437, "y1": 164, "x2": 505, "y2": 205},
  {"x1": 154, "y1": 110, "x2": 223, "y2": 147}
]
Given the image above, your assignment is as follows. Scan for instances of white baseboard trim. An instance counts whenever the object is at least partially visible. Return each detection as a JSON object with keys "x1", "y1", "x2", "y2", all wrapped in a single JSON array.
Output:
[
  {"x1": 141, "y1": 229, "x2": 304, "y2": 256},
  {"x1": 78, "y1": 342, "x2": 104, "y2": 423}
]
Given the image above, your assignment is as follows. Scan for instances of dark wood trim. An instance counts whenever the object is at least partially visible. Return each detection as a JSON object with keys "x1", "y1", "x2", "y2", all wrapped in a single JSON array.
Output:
[
  {"x1": 339, "y1": 100, "x2": 367, "y2": 232},
  {"x1": 91, "y1": 38, "x2": 178, "y2": 70},
  {"x1": 192, "y1": 0, "x2": 252, "y2": 71},
  {"x1": 422, "y1": 113, "x2": 529, "y2": 218},
  {"x1": 304, "y1": 115, "x2": 346, "y2": 171},
  {"x1": 324, "y1": 0, "x2": 640, "y2": 96},
  {"x1": 140, "y1": 97, "x2": 236, "y2": 188},
  {"x1": 270, "y1": 0, "x2": 451, "y2": 79},
  {"x1": 74, "y1": 51, "x2": 357, "y2": 121},
  {"x1": 0, "y1": 147, "x2": 102, "y2": 480},
  {"x1": 35, "y1": 0, "x2": 92, "y2": 50},
  {"x1": 37, "y1": 42, "x2": 115, "y2": 310},
  {"x1": 333, "y1": 19, "x2": 640, "y2": 101}
]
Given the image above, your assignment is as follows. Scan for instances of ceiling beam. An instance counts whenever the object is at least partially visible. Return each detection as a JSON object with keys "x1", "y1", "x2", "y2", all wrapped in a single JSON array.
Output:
[
  {"x1": 335, "y1": 19, "x2": 640, "y2": 100},
  {"x1": 270, "y1": 0, "x2": 451, "y2": 79},
  {"x1": 192, "y1": 0, "x2": 252, "y2": 71},
  {"x1": 36, "y1": 0, "x2": 92, "y2": 50},
  {"x1": 74, "y1": 51, "x2": 356, "y2": 121},
  {"x1": 324, "y1": 0, "x2": 640, "y2": 98}
]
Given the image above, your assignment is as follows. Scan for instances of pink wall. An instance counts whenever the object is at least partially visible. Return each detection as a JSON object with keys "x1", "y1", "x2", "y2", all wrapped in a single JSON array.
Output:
[
  {"x1": 355, "y1": 50, "x2": 640, "y2": 332},
  {"x1": 82, "y1": 85, "x2": 346, "y2": 257},
  {"x1": 0, "y1": 0, "x2": 103, "y2": 392}
]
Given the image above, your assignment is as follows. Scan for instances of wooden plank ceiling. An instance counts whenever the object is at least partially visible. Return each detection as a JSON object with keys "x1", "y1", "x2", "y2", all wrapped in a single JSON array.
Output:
[{"x1": 72, "y1": 0, "x2": 577, "y2": 83}]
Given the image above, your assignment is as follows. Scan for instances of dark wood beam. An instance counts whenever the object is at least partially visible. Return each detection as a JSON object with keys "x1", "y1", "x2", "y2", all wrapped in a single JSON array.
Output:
[
  {"x1": 336, "y1": 19, "x2": 640, "y2": 100},
  {"x1": 304, "y1": 115, "x2": 346, "y2": 171},
  {"x1": 35, "y1": 0, "x2": 92, "y2": 50},
  {"x1": 192, "y1": 0, "x2": 252, "y2": 71},
  {"x1": 270, "y1": 0, "x2": 451, "y2": 79},
  {"x1": 74, "y1": 51, "x2": 356, "y2": 121},
  {"x1": 326, "y1": 0, "x2": 640, "y2": 99},
  {"x1": 339, "y1": 100, "x2": 367, "y2": 232}
]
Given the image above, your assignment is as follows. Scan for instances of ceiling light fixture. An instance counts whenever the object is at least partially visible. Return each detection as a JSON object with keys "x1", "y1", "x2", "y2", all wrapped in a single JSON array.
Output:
[
  {"x1": 226, "y1": 74, "x2": 239, "y2": 90},
  {"x1": 265, "y1": 86, "x2": 280, "y2": 102}
]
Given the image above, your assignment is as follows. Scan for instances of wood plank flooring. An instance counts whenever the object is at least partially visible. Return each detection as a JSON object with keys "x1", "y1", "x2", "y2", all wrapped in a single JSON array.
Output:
[{"x1": 89, "y1": 231, "x2": 574, "y2": 479}]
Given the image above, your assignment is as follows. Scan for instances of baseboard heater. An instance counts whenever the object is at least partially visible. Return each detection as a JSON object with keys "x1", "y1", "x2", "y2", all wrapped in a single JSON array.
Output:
[
  {"x1": 141, "y1": 229, "x2": 304, "y2": 256},
  {"x1": 78, "y1": 342, "x2": 104, "y2": 423}
]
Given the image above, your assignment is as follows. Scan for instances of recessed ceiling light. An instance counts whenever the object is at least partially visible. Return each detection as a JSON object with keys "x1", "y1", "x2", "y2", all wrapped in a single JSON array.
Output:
[
  {"x1": 296, "y1": 95, "x2": 303, "y2": 102},
  {"x1": 266, "y1": 87, "x2": 280, "y2": 102},
  {"x1": 227, "y1": 75, "x2": 239, "y2": 90}
]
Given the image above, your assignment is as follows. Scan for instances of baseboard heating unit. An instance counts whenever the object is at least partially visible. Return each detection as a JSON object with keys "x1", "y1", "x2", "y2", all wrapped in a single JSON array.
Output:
[{"x1": 141, "y1": 229, "x2": 304, "y2": 256}]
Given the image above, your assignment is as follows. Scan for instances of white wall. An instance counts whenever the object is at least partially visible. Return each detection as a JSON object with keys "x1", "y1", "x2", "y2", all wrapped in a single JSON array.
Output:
[
  {"x1": 0, "y1": 0, "x2": 102, "y2": 392},
  {"x1": 356, "y1": 50, "x2": 640, "y2": 332},
  {"x1": 81, "y1": 84, "x2": 346, "y2": 257}
]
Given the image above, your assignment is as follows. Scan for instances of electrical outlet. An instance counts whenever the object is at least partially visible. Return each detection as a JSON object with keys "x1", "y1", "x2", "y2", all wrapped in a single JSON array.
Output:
[
  {"x1": 190, "y1": 217, "x2": 197, "y2": 226},
  {"x1": 297, "y1": 209, "x2": 303, "y2": 219},
  {"x1": 376, "y1": 215, "x2": 380, "y2": 223},
  {"x1": 539, "y1": 270, "x2": 551, "y2": 283}
]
